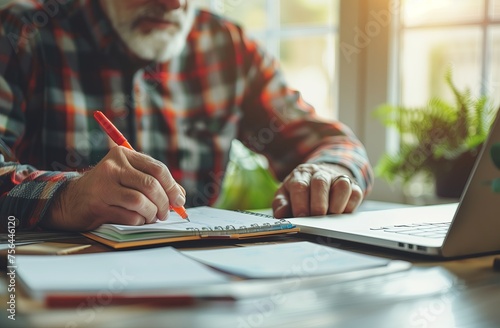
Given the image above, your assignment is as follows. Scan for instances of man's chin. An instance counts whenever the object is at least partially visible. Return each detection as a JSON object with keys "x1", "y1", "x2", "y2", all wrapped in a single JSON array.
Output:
[
  {"x1": 123, "y1": 33, "x2": 186, "y2": 63},
  {"x1": 134, "y1": 20, "x2": 180, "y2": 34}
]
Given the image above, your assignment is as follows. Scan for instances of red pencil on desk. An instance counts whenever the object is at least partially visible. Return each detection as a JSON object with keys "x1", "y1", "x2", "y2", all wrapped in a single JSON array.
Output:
[
  {"x1": 93, "y1": 111, "x2": 190, "y2": 221},
  {"x1": 45, "y1": 294, "x2": 235, "y2": 308}
]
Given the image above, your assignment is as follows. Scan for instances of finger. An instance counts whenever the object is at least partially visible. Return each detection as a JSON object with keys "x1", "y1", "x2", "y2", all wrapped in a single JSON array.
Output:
[
  {"x1": 309, "y1": 171, "x2": 330, "y2": 216},
  {"x1": 328, "y1": 176, "x2": 352, "y2": 214},
  {"x1": 125, "y1": 150, "x2": 186, "y2": 207},
  {"x1": 117, "y1": 167, "x2": 170, "y2": 220},
  {"x1": 90, "y1": 205, "x2": 148, "y2": 230},
  {"x1": 272, "y1": 188, "x2": 291, "y2": 219},
  {"x1": 178, "y1": 184, "x2": 186, "y2": 196},
  {"x1": 105, "y1": 184, "x2": 159, "y2": 224},
  {"x1": 287, "y1": 170, "x2": 312, "y2": 217},
  {"x1": 344, "y1": 183, "x2": 363, "y2": 213}
]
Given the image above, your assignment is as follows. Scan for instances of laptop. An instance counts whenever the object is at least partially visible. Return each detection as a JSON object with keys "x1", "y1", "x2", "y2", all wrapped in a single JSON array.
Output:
[{"x1": 288, "y1": 111, "x2": 500, "y2": 258}]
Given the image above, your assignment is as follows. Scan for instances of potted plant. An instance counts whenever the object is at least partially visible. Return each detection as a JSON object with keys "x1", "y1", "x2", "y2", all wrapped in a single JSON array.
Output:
[{"x1": 374, "y1": 71, "x2": 497, "y2": 199}]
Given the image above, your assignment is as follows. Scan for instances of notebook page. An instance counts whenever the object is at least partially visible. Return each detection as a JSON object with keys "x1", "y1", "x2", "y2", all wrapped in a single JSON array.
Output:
[{"x1": 96, "y1": 206, "x2": 291, "y2": 235}]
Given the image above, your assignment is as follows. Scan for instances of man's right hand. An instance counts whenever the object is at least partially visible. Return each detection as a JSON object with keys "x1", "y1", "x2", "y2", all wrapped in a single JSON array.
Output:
[{"x1": 43, "y1": 146, "x2": 186, "y2": 231}]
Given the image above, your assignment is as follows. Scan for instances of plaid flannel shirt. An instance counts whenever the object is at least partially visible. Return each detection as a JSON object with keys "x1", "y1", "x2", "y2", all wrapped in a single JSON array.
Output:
[{"x1": 0, "y1": 0, "x2": 373, "y2": 231}]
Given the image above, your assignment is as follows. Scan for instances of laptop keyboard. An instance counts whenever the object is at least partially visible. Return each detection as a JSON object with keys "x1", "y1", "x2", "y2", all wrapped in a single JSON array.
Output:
[{"x1": 370, "y1": 222, "x2": 450, "y2": 238}]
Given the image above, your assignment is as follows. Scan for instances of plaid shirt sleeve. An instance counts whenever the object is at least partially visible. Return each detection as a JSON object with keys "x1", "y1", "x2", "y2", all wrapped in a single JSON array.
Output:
[
  {"x1": 0, "y1": 7, "x2": 80, "y2": 232},
  {"x1": 233, "y1": 25, "x2": 374, "y2": 194}
]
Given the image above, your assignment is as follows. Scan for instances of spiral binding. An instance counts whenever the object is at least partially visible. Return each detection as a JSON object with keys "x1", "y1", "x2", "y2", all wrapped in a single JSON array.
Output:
[
  {"x1": 234, "y1": 210, "x2": 293, "y2": 230},
  {"x1": 185, "y1": 210, "x2": 294, "y2": 235}
]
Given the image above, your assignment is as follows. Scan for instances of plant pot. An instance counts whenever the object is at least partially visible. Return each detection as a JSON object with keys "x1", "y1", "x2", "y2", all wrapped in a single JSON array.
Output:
[{"x1": 432, "y1": 150, "x2": 479, "y2": 199}]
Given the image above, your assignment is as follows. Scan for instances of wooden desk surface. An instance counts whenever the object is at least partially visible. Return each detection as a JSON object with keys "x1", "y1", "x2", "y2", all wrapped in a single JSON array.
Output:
[{"x1": 1, "y1": 232, "x2": 499, "y2": 328}]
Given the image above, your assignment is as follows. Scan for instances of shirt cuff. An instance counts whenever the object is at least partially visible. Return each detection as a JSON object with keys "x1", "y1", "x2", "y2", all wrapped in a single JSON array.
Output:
[{"x1": 1, "y1": 170, "x2": 80, "y2": 231}]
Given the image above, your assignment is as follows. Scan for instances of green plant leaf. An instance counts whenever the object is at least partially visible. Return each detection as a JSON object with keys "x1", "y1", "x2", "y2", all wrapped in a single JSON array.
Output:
[
  {"x1": 373, "y1": 69, "x2": 498, "y2": 187},
  {"x1": 214, "y1": 140, "x2": 279, "y2": 210}
]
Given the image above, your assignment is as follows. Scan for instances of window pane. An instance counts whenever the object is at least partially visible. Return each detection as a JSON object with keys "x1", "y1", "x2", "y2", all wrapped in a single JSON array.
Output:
[
  {"x1": 279, "y1": 35, "x2": 337, "y2": 118},
  {"x1": 491, "y1": 0, "x2": 500, "y2": 19},
  {"x1": 401, "y1": 28, "x2": 483, "y2": 107},
  {"x1": 280, "y1": 0, "x2": 338, "y2": 26},
  {"x1": 402, "y1": 0, "x2": 484, "y2": 27},
  {"x1": 202, "y1": 0, "x2": 267, "y2": 31},
  {"x1": 488, "y1": 27, "x2": 500, "y2": 107}
]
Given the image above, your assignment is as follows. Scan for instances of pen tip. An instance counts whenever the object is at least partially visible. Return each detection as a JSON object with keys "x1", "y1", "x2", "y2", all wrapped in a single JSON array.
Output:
[{"x1": 185, "y1": 217, "x2": 190, "y2": 222}]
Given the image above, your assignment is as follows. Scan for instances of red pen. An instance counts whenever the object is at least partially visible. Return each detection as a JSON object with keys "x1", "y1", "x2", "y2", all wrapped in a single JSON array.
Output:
[{"x1": 93, "y1": 111, "x2": 190, "y2": 222}]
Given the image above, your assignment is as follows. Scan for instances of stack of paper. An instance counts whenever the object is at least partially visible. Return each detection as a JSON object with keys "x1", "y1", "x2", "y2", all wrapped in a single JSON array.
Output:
[{"x1": 16, "y1": 247, "x2": 229, "y2": 300}]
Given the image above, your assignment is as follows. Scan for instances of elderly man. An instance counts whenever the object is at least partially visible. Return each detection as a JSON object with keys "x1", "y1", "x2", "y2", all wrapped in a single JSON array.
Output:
[{"x1": 0, "y1": 0, "x2": 373, "y2": 232}]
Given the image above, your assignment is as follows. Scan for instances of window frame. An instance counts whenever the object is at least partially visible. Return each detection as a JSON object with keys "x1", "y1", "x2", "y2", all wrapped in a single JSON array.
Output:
[{"x1": 338, "y1": 0, "x2": 405, "y2": 203}]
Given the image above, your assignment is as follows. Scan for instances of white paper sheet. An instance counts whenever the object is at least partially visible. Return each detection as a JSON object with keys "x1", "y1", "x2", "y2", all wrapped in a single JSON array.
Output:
[
  {"x1": 183, "y1": 241, "x2": 390, "y2": 279},
  {"x1": 15, "y1": 246, "x2": 229, "y2": 299}
]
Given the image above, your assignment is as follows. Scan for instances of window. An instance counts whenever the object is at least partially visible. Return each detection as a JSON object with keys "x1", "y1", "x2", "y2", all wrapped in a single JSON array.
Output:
[
  {"x1": 351, "y1": 0, "x2": 500, "y2": 204},
  {"x1": 195, "y1": 0, "x2": 340, "y2": 118},
  {"x1": 391, "y1": 0, "x2": 500, "y2": 202},
  {"x1": 399, "y1": 0, "x2": 500, "y2": 110}
]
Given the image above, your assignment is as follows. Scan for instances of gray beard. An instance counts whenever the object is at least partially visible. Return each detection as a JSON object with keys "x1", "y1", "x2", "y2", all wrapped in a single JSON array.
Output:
[{"x1": 102, "y1": 3, "x2": 196, "y2": 62}]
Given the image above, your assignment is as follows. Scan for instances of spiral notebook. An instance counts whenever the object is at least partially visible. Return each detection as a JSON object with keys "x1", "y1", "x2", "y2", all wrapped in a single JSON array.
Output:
[{"x1": 82, "y1": 206, "x2": 299, "y2": 249}]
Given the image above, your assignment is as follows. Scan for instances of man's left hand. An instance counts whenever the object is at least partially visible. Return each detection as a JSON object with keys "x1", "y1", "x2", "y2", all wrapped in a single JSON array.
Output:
[{"x1": 272, "y1": 163, "x2": 363, "y2": 218}]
